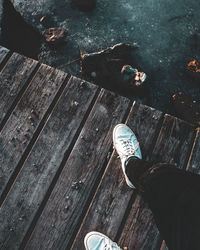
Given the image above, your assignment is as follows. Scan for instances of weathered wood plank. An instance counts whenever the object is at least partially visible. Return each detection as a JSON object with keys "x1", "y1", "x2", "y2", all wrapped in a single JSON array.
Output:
[
  {"x1": 0, "y1": 77, "x2": 98, "y2": 250},
  {"x1": 0, "y1": 46, "x2": 10, "y2": 67},
  {"x1": 161, "y1": 128, "x2": 200, "y2": 250},
  {"x1": 0, "y1": 53, "x2": 38, "y2": 127},
  {"x1": 118, "y1": 115, "x2": 196, "y2": 250},
  {"x1": 187, "y1": 128, "x2": 200, "y2": 174},
  {"x1": 0, "y1": 65, "x2": 68, "y2": 202},
  {"x1": 72, "y1": 103, "x2": 163, "y2": 249},
  {"x1": 25, "y1": 90, "x2": 130, "y2": 250}
]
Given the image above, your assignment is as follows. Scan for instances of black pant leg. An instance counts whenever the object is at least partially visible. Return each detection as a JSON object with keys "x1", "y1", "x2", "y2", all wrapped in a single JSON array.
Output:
[{"x1": 125, "y1": 159, "x2": 200, "y2": 250}]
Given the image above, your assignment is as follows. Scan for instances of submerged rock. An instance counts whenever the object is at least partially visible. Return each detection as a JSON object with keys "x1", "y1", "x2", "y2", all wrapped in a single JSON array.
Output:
[
  {"x1": 80, "y1": 43, "x2": 147, "y2": 97},
  {"x1": 121, "y1": 65, "x2": 147, "y2": 87},
  {"x1": 40, "y1": 16, "x2": 47, "y2": 24},
  {"x1": 80, "y1": 43, "x2": 135, "y2": 80},
  {"x1": 171, "y1": 92, "x2": 200, "y2": 126},
  {"x1": 42, "y1": 27, "x2": 67, "y2": 45}
]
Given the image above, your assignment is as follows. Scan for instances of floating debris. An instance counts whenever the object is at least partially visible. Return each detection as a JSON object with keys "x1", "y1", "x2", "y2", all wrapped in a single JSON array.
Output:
[
  {"x1": 42, "y1": 27, "x2": 67, "y2": 45},
  {"x1": 71, "y1": 0, "x2": 96, "y2": 12},
  {"x1": 186, "y1": 60, "x2": 200, "y2": 82},
  {"x1": 171, "y1": 92, "x2": 200, "y2": 126},
  {"x1": 187, "y1": 60, "x2": 200, "y2": 73},
  {"x1": 40, "y1": 16, "x2": 47, "y2": 23},
  {"x1": 121, "y1": 65, "x2": 147, "y2": 87},
  {"x1": 58, "y1": 58, "x2": 80, "y2": 69}
]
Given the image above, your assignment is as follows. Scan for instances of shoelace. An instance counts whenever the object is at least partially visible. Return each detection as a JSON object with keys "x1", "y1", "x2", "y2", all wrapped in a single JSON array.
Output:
[
  {"x1": 119, "y1": 138, "x2": 139, "y2": 156},
  {"x1": 98, "y1": 237, "x2": 121, "y2": 250}
]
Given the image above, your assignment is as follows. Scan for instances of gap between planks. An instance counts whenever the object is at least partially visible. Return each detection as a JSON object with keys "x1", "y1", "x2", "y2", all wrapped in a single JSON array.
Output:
[
  {"x1": 0, "y1": 63, "x2": 40, "y2": 131},
  {"x1": 65, "y1": 99, "x2": 133, "y2": 250},
  {"x1": 20, "y1": 83, "x2": 101, "y2": 250},
  {"x1": 0, "y1": 53, "x2": 40, "y2": 131},
  {"x1": 24, "y1": 90, "x2": 131, "y2": 250},
  {"x1": 0, "y1": 71, "x2": 71, "y2": 206},
  {"x1": 0, "y1": 76, "x2": 99, "y2": 250}
]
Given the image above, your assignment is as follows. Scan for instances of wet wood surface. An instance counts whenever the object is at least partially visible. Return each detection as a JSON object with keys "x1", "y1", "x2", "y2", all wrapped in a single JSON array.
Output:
[
  {"x1": 26, "y1": 90, "x2": 130, "y2": 250},
  {"x1": 0, "y1": 53, "x2": 38, "y2": 128},
  {"x1": 0, "y1": 47, "x2": 198, "y2": 250},
  {"x1": 0, "y1": 77, "x2": 98, "y2": 250},
  {"x1": 0, "y1": 64, "x2": 68, "y2": 204}
]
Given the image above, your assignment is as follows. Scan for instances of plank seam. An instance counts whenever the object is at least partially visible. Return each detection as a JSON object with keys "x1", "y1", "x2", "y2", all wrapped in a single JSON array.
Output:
[
  {"x1": 66, "y1": 144, "x2": 114, "y2": 250},
  {"x1": 0, "y1": 73, "x2": 71, "y2": 207},
  {"x1": 68, "y1": 100, "x2": 133, "y2": 250},
  {"x1": 0, "y1": 62, "x2": 40, "y2": 131},
  {"x1": 114, "y1": 191, "x2": 138, "y2": 242},
  {"x1": 19, "y1": 86, "x2": 101, "y2": 250}
]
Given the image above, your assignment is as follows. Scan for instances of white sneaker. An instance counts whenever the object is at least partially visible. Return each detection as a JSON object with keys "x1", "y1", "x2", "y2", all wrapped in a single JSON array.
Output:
[
  {"x1": 84, "y1": 231, "x2": 122, "y2": 250},
  {"x1": 113, "y1": 124, "x2": 142, "y2": 188}
]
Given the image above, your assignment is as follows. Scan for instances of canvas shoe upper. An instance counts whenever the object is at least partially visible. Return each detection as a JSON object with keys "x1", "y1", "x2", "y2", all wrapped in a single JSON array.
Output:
[
  {"x1": 84, "y1": 231, "x2": 122, "y2": 250},
  {"x1": 113, "y1": 124, "x2": 142, "y2": 188}
]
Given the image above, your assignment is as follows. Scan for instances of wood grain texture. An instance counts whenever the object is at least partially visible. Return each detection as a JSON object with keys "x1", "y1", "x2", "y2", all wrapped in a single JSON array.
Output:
[
  {"x1": 72, "y1": 103, "x2": 163, "y2": 249},
  {"x1": 118, "y1": 115, "x2": 196, "y2": 250},
  {"x1": 126, "y1": 103, "x2": 164, "y2": 159},
  {"x1": 0, "y1": 53, "x2": 38, "y2": 126},
  {"x1": 0, "y1": 77, "x2": 98, "y2": 250},
  {"x1": 26, "y1": 90, "x2": 130, "y2": 250},
  {"x1": 0, "y1": 46, "x2": 10, "y2": 67},
  {"x1": 0, "y1": 64, "x2": 68, "y2": 202}
]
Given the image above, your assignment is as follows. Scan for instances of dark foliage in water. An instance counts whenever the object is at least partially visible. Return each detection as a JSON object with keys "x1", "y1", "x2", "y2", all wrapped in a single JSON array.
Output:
[{"x1": 0, "y1": 0, "x2": 41, "y2": 59}]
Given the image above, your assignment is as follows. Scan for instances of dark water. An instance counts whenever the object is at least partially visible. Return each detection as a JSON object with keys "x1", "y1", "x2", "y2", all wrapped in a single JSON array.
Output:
[
  {"x1": 1, "y1": 0, "x2": 41, "y2": 59},
  {"x1": 1, "y1": 0, "x2": 200, "y2": 113}
]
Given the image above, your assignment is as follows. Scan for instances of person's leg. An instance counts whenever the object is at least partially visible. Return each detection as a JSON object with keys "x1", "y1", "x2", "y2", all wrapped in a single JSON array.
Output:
[
  {"x1": 125, "y1": 154, "x2": 200, "y2": 250},
  {"x1": 113, "y1": 124, "x2": 200, "y2": 250}
]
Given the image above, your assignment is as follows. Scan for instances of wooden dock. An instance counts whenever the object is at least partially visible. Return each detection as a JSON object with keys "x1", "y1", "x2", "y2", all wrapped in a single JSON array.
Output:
[{"x1": 0, "y1": 45, "x2": 199, "y2": 250}]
